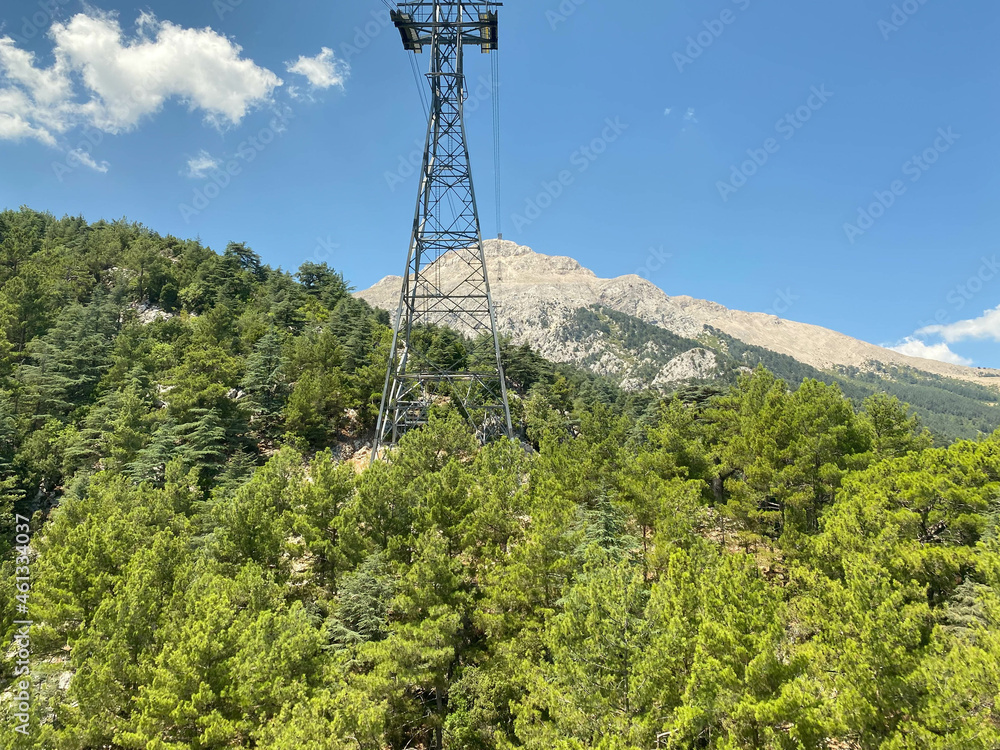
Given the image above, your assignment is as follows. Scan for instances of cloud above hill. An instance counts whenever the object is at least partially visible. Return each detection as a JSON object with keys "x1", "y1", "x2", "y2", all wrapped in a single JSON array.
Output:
[
  {"x1": 888, "y1": 336, "x2": 972, "y2": 367},
  {"x1": 917, "y1": 305, "x2": 1000, "y2": 344}
]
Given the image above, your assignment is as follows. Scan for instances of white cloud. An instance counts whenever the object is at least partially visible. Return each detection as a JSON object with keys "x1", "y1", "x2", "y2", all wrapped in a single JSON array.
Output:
[
  {"x1": 917, "y1": 305, "x2": 1000, "y2": 343},
  {"x1": 68, "y1": 147, "x2": 109, "y2": 173},
  {"x1": 52, "y1": 11, "x2": 282, "y2": 132},
  {"x1": 888, "y1": 336, "x2": 973, "y2": 366},
  {"x1": 0, "y1": 111, "x2": 57, "y2": 146},
  {"x1": 286, "y1": 47, "x2": 348, "y2": 90},
  {"x1": 0, "y1": 42, "x2": 70, "y2": 145},
  {"x1": 0, "y1": 39, "x2": 73, "y2": 107},
  {"x1": 0, "y1": 10, "x2": 283, "y2": 148},
  {"x1": 184, "y1": 149, "x2": 221, "y2": 179}
]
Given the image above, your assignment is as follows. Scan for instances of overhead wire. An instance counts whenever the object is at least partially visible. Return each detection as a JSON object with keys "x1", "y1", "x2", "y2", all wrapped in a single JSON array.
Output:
[
  {"x1": 408, "y1": 53, "x2": 430, "y2": 118},
  {"x1": 380, "y1": 1, "x2": 426, "y2": 116},
  {"x1": 491, "y1": 43, "x2": 501, "y2": 239}
]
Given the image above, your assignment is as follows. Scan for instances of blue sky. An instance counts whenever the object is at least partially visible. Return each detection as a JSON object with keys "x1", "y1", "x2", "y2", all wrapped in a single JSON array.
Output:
[{"x1": 1, "y1": 0, "x2": 998, "y2": 367}]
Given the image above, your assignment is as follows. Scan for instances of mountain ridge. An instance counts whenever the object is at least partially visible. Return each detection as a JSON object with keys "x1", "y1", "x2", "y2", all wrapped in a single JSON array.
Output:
[{"x1": 358, "y1": 239, "x2": 1000, "y2": 389}]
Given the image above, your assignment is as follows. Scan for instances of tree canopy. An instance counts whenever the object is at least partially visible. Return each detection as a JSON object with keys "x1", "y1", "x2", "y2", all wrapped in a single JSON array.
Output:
[{"x1": 1, "y1": 207, "x2": 1000, "y2": 749}]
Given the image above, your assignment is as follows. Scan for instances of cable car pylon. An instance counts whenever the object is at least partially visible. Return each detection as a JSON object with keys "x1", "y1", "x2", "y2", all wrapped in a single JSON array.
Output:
[{"x1": 373, "y1": 1, "x2": 512, "y2": 459}]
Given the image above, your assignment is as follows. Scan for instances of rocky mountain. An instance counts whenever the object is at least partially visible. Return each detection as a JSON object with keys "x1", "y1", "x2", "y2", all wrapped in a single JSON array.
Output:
[
  {"x1": 360, "y1": 240, "x2": 999, "y2": 383},
  {"x1": 358, "y1": 240, "x2": 1000, "y2": 439}
]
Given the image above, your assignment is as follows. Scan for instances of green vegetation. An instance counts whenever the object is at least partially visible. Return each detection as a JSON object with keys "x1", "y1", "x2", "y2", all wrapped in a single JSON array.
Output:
[
  {"x1": 566, "y1": 305, "x2": 1000, "y2": 442},
  {"x1": 2, "y1": 207, "x2": 1000, "y2": 749}
]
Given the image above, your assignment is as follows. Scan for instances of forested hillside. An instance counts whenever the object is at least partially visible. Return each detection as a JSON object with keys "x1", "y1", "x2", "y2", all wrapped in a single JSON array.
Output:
[
  {"x1": 2, "y1": 207, "x2": 1000, "y2": 749},
  {"x1": 565, "y1": 306, "x2": 1000, "y2": 442}
]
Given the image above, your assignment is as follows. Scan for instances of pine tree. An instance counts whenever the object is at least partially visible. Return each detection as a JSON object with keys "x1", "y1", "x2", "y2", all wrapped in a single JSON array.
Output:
[
  {"x1": 174, "y1": 408, "x2": 228, "y2": 488},
  {"x1": 240, "y1": 329, "x2": 290, "y2": 441},
  {"x1": 224, "y1": 240, "x2": 266, "y2": 282},
  {"x1": 365, "y1": 531, "x2": 469, "y2": 750},
  {"x1": 514, "y1": 553, "x2": 651, "y2": 746},
  {"x1": 0, "y1": 262, "x2": 51, "y2": 353},
  {"x1": 128, "y1": 418, "x2": 178, "y2": 486},
  {"x1": 861, "y1": 392, "x2": 933, "y2": 459},
  {"x1": 296, "y1": 261, "x2": 350, "y2": 309},
  {"x1": 289, "y1": 449, "x2": 355, "y2": 592},
  {"x1": 213, "y1": 449, "x2": 259, "y2": 498},
  {"x1": 284, "y1": 324, "x2": 347, "y2": 447},
  {"x1": 327, "y1": 551, "x2": 394, "y2": 645},
  {"x1": 18, "y1": 287, "x2": 120, "y2": 419},
  {"x1": 941, "y1": 579, "x2": 990, "y2": 639}
]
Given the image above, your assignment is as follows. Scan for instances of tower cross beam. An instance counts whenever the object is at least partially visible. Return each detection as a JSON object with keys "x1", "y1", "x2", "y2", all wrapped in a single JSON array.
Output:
[{"x1": 391, "y1": 2, "x2": 499, "y2": 53}]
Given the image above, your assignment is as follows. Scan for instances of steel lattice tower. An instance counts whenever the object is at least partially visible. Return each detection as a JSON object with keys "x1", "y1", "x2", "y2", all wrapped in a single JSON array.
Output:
[{"x1": 374, "y1": 1, "x2": 512, "y2": 455}]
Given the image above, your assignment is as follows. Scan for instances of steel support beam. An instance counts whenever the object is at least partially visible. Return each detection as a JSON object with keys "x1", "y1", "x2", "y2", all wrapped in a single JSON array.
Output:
[{"x1": 374, "y1": 1, "x2": 512, "y2": 457}]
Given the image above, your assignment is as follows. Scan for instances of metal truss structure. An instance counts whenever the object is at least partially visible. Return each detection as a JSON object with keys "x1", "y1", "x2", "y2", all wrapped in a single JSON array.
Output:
[{"x1": 373, "y1": 1, "x2": 512, "y2": 456}]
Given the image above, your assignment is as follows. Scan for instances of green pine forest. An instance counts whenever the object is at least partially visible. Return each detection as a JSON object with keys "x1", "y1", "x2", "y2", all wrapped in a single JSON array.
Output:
[{"x1": 1, "y1": 207, "x2": 1000, "y2": 749}]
